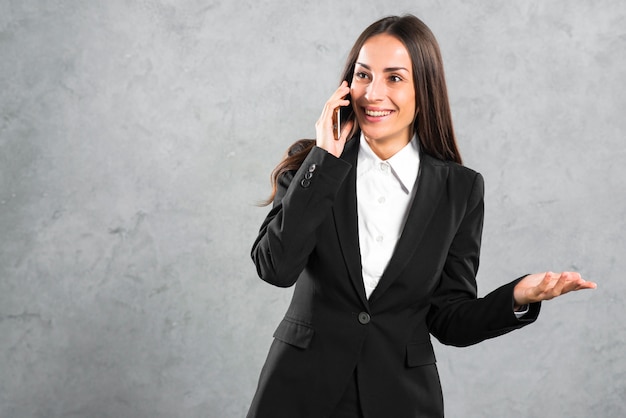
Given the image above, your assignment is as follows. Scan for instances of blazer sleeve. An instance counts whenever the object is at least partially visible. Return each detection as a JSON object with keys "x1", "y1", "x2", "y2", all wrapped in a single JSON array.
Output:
[
  {"x1": 426, "y1": 171, "x2": 541, "y2": 347},
  {"x1": 251, "y1": 146, "x2": 352, "y2": 287}
]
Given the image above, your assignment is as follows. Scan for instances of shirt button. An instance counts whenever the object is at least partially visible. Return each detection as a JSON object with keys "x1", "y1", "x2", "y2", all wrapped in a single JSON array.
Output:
[
  {"x1": 378, "y1": 196, "x2": 386, "y2": 204},
  {"x1": 379, "y1": 163, "x2": 388, "y2": 172},
  {"x1": 358, "y1": 312, "x2": 371, "y2": 325},
  {"x1": 376, "y1": 235, "x2": 383, "y2": 243}
]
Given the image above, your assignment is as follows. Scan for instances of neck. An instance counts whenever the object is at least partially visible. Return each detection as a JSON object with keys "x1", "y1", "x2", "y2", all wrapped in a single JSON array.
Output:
[{"x1": 364, "y1": 134, "x2": 412, "y2": 160}]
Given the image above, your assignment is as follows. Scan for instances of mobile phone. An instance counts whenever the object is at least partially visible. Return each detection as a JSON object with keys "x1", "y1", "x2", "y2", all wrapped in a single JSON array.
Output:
[{"x1": 334, "y1": 98, "x2": 354, "y2": 139}]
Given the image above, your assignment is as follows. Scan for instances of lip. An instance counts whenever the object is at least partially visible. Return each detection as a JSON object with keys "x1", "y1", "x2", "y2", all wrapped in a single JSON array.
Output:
[{"x1": 362, "y1": 106, "x2": 395, "y2": 121}]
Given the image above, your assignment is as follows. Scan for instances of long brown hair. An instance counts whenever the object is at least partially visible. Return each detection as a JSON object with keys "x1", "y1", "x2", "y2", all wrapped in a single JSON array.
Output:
[{"x1": 263, "y1": 14, "x2": 461, "y2": 205}]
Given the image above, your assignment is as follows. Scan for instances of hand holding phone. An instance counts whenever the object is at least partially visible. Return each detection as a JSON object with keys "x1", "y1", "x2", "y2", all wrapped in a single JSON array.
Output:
[
  {"x1": 333, "y1": 99, "x2": 354, "y2": 140},
  {"x1": 315, "y1": 82, "x2": 354, "y2": 158}
]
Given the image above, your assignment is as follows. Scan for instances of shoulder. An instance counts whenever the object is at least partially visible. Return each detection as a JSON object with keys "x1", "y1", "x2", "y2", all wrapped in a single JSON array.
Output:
[
  {"x1": 423, "y1": 153, "x2": 482, "y2": 181},
  {"x1": 423, "y1": 153, "x2": 484, "y2": 200}
]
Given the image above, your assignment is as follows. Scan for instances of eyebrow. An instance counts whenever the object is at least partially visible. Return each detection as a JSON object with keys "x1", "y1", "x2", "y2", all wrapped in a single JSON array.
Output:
[{"x1": 355, "y1": 62, "x2": 410, "y2": 72}]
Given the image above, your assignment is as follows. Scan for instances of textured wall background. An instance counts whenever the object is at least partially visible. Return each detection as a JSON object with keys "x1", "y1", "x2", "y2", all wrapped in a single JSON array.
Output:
[{"x1": 1, "y1": 1, "x2": 624, "y2": 417}]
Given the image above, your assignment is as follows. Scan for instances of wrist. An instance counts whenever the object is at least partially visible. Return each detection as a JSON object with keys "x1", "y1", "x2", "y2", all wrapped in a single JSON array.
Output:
[{"x1": 512, "y1": 276, "x2": 531, "y2": 308}]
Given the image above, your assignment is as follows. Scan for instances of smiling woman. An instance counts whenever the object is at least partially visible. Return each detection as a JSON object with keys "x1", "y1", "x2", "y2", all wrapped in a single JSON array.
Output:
[{"x1": 248, "y1": 14, "x2": 596, "y2": 418}]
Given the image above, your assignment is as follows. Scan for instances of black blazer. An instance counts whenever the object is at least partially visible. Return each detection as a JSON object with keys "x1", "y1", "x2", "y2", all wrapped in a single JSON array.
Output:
[{"x1": 248, "y1": 137, "x2": 540, "y2": 418}]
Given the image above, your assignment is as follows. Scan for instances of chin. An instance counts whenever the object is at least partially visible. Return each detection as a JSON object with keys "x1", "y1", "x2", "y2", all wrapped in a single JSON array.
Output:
[{"x1": 360, "y1": 127, "x2": 388, "y2": 142}]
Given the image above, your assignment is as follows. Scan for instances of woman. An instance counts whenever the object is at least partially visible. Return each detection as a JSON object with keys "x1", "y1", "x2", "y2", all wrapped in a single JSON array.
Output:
[{"x1": 247, "y1": 15, "x2": 596, "y2": 418}]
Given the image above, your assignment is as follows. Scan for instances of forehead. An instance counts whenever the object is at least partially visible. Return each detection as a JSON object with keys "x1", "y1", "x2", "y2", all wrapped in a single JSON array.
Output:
[{"x1": 356, "y1": 34, "x2": 411, "y2": 69}]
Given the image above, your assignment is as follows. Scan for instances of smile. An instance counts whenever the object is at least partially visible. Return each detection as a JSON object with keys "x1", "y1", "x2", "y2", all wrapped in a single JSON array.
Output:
[{"x1": 364, "y1": 109, "x2": 393, "y2": 117}]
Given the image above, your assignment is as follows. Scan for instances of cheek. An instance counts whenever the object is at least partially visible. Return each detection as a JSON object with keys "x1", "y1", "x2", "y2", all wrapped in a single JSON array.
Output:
[
  {"x1": 350, "y1": 86, "x2": 362, "y2": 101},
  {"x1": 350, "y1": 87, "x2": 365, "y2": 116},
  {"x1": 400, "y1": 92, "x2": 416, "y2": 116}
]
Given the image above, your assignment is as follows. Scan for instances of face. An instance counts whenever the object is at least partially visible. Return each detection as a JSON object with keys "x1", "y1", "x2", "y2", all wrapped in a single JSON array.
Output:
[{"x1": 350, "y1": 33, "x2": 416, "y2": 154}]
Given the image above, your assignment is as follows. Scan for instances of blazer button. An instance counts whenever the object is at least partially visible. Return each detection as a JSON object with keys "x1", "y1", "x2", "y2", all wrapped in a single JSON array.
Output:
[
  {"x1": 300, "y1": 178, "x2": 311, "y2": 188},
  {"x1": 308, "y1": 164, "x2": 316, "y2": 172},
  {"x1": 358, "y1": 312, "x2": 370, "y2": 325},
  {"x1": 304, "y1": 172, "x2": 313, "y2": 180}
]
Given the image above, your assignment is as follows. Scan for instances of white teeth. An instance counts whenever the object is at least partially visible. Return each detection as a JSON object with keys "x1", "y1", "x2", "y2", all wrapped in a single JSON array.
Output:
[{"x1": 365, "y1": 109, "x2": 392, "y2": 117}]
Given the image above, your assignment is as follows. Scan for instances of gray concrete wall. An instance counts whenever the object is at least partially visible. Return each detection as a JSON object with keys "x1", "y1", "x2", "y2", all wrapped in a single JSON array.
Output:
[{"x1": 1, "y1": 1, "x2": 624, "y2": 417}]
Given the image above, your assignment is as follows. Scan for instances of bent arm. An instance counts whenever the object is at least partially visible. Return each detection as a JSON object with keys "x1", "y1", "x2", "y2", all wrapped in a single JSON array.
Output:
[
  {"x1": 427, "y1": 173, "x2": 541, "y2": 347},
  {"x1": 251, "y1": 146, "x2": 351, "y2": 287}
]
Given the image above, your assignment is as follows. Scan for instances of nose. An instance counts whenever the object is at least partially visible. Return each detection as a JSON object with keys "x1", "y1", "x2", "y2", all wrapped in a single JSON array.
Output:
[{"x1": 364, "y1": 77, "x2": 385, "y2": 102}]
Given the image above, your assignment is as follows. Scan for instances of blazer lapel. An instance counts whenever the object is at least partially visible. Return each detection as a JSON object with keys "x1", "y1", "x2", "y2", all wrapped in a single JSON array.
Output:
[
  {"x1": 332, "y1": 138, "x2": 369, "y2": 308},
  {"x1": 369, "y1": 154, "x2": 449, "y2": 303}
]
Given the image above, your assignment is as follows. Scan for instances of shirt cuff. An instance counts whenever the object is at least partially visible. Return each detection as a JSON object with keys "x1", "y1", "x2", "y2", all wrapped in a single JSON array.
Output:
[{"x1": 514, "y1": 304, "x2": 530, "y2": 318}]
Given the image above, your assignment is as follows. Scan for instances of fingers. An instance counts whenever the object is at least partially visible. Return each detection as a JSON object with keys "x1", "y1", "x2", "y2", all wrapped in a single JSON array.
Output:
[
  {"x1": 536, "y1": 271, "x2": 596, "y2": 301},
  {"x1": 561, "y1": 271, "x2": 597, "y2": 291},
  {"x1": 318, "y1": 81, "x2": 350, "y2": 127},
  {"x1": 514, "y1": 271, "x2": 597, "y2": 306},
  {"x1": 533, "y1": 271, "x2": 558, "y2": 301},
  {"x1": 329, "y1": 80, "x2": 350, "y2": 105}
]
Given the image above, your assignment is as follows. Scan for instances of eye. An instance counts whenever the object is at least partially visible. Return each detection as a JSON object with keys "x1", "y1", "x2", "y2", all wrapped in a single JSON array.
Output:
[
  {"x1": 389, "y1": 75, "x2": 403, "y2": 83},
  {"x1": 354, "y1": 71, "x2": 369, "y2": 80}
]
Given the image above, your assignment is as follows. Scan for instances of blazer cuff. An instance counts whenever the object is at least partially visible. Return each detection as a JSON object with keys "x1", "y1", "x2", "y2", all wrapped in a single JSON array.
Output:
[
  {"x1": 294, "y1": 146, "x2": 352, "y2": 192},
  {"x1": 509, "y1": 275, "x2": 541, "y2": 323}
]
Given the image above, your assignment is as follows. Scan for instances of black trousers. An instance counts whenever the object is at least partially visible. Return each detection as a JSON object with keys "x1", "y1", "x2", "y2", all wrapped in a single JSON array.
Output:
[{"x1": 330, "y1": 370, "x2": 364, "y2": 418}]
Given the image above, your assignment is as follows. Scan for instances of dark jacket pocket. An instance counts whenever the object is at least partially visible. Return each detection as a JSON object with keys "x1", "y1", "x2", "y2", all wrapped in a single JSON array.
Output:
[
  {"x1": 406, "y1": 341, "x2": 437, "y2": 367},
  {"x1": 273, "y1": 317, "x2": 315, "y2": 349}
]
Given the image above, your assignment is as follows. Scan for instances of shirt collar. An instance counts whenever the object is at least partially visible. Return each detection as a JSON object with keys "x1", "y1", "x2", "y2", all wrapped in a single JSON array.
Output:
[{"x1": 357, "y1": 133, "x2": 421, "y2": 194}]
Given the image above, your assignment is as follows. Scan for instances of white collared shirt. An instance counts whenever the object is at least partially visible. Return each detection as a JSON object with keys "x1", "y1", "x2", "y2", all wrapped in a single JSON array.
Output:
[{"x1": 356, "y1": 134, "x2": 420, "y2": 298}]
